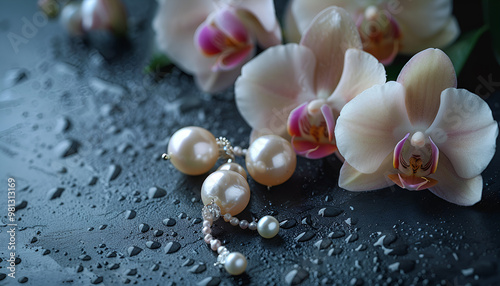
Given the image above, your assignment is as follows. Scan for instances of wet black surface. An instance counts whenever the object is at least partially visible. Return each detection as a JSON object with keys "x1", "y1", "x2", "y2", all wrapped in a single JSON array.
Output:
[{"x1": 1, "y1": 1, "x2": 500, "y2": 285}]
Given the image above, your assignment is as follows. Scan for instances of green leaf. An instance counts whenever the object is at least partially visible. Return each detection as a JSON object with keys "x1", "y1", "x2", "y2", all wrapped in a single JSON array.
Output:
[
  {"x1": 444, "y1": 25, "x2": 488, "y2": 76},
  {"x1": 483, "y1": 0, "x2": 500, "y2": 64},
  {"x1": 144, "y1": 53, "x2": 172, "y2": 74}
]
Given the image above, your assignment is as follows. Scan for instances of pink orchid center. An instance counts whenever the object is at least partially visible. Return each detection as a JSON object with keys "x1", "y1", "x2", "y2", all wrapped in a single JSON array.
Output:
[
  {"x1": 388, "y1": 132, "x2": 439, "y2": 191},
  {"x1": 196, "y1": 9, "x2": 253, "y2": 71},
  {"x1": 356, "y1": 6, "x2": 401, "y2": 65},
  {"x1": 287, "y1": 100, "x2": 337, "y2": 159}
]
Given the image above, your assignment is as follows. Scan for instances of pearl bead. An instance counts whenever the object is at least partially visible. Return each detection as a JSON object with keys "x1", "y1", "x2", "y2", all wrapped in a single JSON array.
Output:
[
  {"x1": 202, "y1": 226, "x2": 211, "y2": 235},
  {"x1": 204, "y1": 234, "x2": 212, "y2": 244},
  {"x1": 217, "y1": 162, "x2": 247, "y2": 180},
  {"x1": 167, "y1": 126, "x2": 219, "y2": 175},
  {"x1": 246, "y1": 135, "x2": 296, "y2": 186},
  {"x1": 248, "y1": 221, "x2": 257, "y2": 231},
  {"x1": 210, "y1": 239, "x2": 221, "y2": 251},
  {"x1": 224, "y1": 252, "x2": 247, "y2": 275},
  {"x1": 230, "y1": 217, "x2": 239, "y2": 226},
  {"x1": 239, "y1": 220, "x2": 249, "y2": 229},
  {"x1": 201, "y1": 170, "x2": 250, "y2": 216},
  {"x1": 257, "y1": 215, "x2": 279, "y2": 239}
]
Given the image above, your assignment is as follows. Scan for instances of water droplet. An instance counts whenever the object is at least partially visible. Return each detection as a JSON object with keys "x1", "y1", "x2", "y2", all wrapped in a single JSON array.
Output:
[
  {"x1": 148, "y1": 186, "x2": 167, "y2": 199},
  {"x1": 164, "y1": 241, "x2": 181, "y2": 254},
  {"x1": 285, "y1": 268, "x2": 309, "y2": 285}
]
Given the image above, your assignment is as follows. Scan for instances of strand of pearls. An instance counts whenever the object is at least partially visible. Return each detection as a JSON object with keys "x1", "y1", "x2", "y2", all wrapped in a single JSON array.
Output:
[{"x1": 163, "y1": 126, "x2": 295, "y2": 275}]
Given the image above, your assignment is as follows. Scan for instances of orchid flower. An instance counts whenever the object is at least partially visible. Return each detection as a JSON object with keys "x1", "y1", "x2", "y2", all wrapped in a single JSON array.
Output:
[
  {"x1": 81, "y1": 0, "x2": 128, "y2": 36},
  {"x1": 285, "y1": 0, "x2": 460, "y2": 65},
  {"x1": 152, "y1": 0, "x2": 282, "y2": 93},
  {"x1": 335, "y1": 48, "x2": 498, "y2": 206},
  {"x1": 235, "y1": 7, "x2": 386, "y2": 159}
]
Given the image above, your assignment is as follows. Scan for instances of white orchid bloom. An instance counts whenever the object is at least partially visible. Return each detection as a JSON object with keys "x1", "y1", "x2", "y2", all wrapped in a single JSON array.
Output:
[
  {"x1": 335, "y1": 48, "x2": 498, "y2": 206},
  {"x1": 236, "y1": 7, "x2": 386, "y2": 159},
  {"x1": 81, "y1": 0, "x2": 128, "y2": 36},
  {"x1": 286, "y1": 0, "x2": 460, "y2": 65},
  {"x1": 153, "y1": 0, "x2": 281, "y2": 93}
]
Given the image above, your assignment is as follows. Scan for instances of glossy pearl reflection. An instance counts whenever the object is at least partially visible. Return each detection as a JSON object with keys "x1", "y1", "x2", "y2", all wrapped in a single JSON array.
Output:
[
  {"x1": 245, "y1": 135, "x2": 296, "y2": 186},
  {"x1": 167, "y1": 126, "x2": 219, "y2": 175},
  {"x1": 201, "y1": 170, "x2": 250, "y2": 216}
]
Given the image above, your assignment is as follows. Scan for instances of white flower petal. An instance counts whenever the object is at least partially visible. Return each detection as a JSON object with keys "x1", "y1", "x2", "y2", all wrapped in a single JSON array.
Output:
[
  {"x1": 195, "y1": 56, "x2": 251, "y2": 93},
  {"x1": 300, "y1": 7, "x2": 362, "y2": 95},
  {"x1": 291, "y1": 0, "x2": 350, "y2": 34},
  {"x1": 236, "y1": 0, "x2": 279, "y2": 33},
  {"x1": 399, "y1": 17, "x2": 460, "y2": 54},
  {"x1": 429, "y1": 155, "x2": 483, "y2": 206},
  {"x1": 397, "y1": 48, "x2": 457, "y2": 128},
  {"x1": 395, "y1": 0, "x2": 454, "y2": 39},
  {"x1": 339, "y1": 154, "x2": 395, "y2": 191},
  {"x1": 335, "y1": 81, "x2": 411, "y2": 174},
  {"x1": 235, "y1": 44, "x2": 317, "y2": 137},
  {"x1": 152, "y1": 0, "x2": 215, "y2": 74},
  {"x1": 328, "y1": 49, "x2": 386, "y2": 111},
  {"x1": 426, "y1": 88, "x2": 498, "y2": 179}
]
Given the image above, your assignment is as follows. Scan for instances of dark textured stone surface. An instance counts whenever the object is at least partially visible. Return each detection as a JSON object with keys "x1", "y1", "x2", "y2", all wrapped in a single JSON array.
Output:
[{"x1": 1, "y1": 1, "x2": 499, "y2": 285}]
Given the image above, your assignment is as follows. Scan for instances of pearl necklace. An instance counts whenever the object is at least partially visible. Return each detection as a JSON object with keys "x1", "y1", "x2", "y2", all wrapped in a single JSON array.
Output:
[{"x1": 162, "y1": 126, "x2": 296, "y2": 275}]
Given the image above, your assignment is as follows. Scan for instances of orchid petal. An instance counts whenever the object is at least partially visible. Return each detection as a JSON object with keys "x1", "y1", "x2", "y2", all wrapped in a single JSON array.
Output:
[
  {"x1": 387, "y1": 174, "x2": 438, "y2": 191},
  {"x1": 236, "y1": 10, "x2": 281, "y2": 48},
  {"x1": 399, "y1": 17, "x2": 460, "y2": 54},
  {"x1": 287, "y1": 102, "x2": 308, "y2": 138},
  {"x1": 397, "y1": 48, "x2": 457, "y2": 128},
  {"x1": 153, "y1": 0, "x2": 215, "y2": 74},
  {"x1": 393, "y1": 133, "x2": 410, "y2": 169},
  {"x1": 300, "y1": 7, "x2": 362, "y2": 95},
  {"x1": 235, "y1": 44, "x2": 317, "y2": 137},
  {"x1": 214, "y1": 9, "x2": 248, "y2": 43},
  {"x1": 291, "y1": 0, "x2": 358, "y2": 34},
  {"x1": 321, "y1": 104, "x2": 335, "y2": 142},
  {"x1": 426, "y1": 88, "x2": 499, "y2": 179},
  {"x1": 395, "y1": 0, "x2": 457, "y2": 45},
  {"x1": 428, "y1": 155, "x2": 483, "y2": 206},
  {"x1": 217, "y1": 45, "x2": 253, "y2": 71},
  {"x1": 196, "y1": 24, "x2": 226, "y2": 55},
  {"x1": 236, "y1": 0, "x2": 278, "y2": 33},
  {"x1": 328, "y1": 49, "x2": 386, "y2": 111},
  {"x1": 339, "y1": 155, "x2": 395, "y2": 192},
  {"x1": 291, "y1": 139, "x2": 337, "y2": 159},
  {"x1": 335, "y1": 81, "x2": 412, "y2": 174},
  {"x1": 195, "y1": 62, "x2": 248, "y2": 93},
  {"x1": 82, "y1": 0, "x2": 127, "y2": 34}
]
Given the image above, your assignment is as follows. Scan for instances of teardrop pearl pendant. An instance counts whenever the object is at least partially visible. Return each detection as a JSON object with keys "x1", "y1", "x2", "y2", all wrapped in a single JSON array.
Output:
[{"x1": 162, "y1": 126, "x2": 296, "y2": 275}]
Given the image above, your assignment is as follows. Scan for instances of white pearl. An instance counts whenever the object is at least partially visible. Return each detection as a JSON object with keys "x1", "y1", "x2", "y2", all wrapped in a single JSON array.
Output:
[
  {"x1": 217, "y1": 162, "x2": 247, "y2": 180},
  {"x1": 224, "y1": 252, "x2": 247, "y2": 275},
  {"x1": 257, "y1": 216, "x2": 279, "y2": 239},
  {"x1": 168, "y1": 127, "x2": 219, "y2": 175},
  {"x1": 201, "y1": 170, "x2": 250, "y2": 216},
  {"x1": 246, "y1": 135, "x2": 296, "y2": 186},
  {"x1": 210, "y1": 239, "x2": 221, "y2": 251}
]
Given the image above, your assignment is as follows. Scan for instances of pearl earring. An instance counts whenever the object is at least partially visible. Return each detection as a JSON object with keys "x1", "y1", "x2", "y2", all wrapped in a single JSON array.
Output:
[{"x1": 162, "y1": 126, "x2": 296, "y2": 275}]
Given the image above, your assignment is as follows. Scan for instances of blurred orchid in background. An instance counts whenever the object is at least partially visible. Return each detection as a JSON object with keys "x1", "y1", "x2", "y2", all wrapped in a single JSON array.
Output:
[
  {"x1": 335, "y1": 48, "x2": 498, "y2": 206},
  {"x1": 52, "y1": 0, "x2": 128, "y2": 37},
  {"x1": 285, "y1": 0, "x2": 460, "y2": 65},
  {"x1": 153, "y1": 0, "x2": 282, "y2": 93},
  {"x1": 81, "y1": 0, "x2": 128, "y2": 36},
  {"x1": 235, "y1": 7, "x2": 385, "y2": 159}
]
